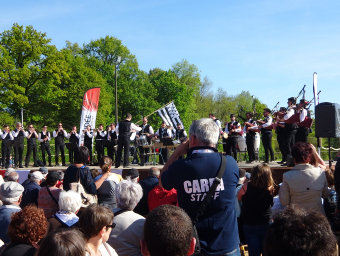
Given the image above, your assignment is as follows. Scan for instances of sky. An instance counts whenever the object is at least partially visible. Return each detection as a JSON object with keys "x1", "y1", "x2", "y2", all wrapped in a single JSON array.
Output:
[{"x1": 1, "y1": 0, "x2": 340, "y2": 111}]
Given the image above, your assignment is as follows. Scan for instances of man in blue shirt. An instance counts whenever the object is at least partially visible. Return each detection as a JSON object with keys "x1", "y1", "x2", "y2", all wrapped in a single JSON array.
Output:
[
  {"x1": 160, "y1": 118, "x2": 240, "y2": 256},
  {"x1": 20, "y1": 171, "x2": 43, "y2": 208}
]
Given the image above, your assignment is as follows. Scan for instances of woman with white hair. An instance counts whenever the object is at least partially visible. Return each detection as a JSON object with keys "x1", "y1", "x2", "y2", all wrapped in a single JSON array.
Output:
[
  {"x1": 46, "y1": 190, "x2": 82, "y2": 234},
  {"x1": 107, "y1": 180, "x2": 144, "y2": 256}
]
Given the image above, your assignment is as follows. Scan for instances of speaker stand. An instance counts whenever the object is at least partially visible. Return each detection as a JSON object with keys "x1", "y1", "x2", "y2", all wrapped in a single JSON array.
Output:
[{"x1": 328, "y1": 137, "x2": 332, "y2": 169}]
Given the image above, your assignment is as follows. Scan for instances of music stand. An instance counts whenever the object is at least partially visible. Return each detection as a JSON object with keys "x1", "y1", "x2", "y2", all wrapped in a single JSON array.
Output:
[{"x1": 161, "y1": 138, "x2": 174, "y2": 146}]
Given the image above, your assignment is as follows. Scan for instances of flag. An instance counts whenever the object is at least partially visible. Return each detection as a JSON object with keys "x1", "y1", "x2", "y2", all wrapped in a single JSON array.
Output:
[
  {"x1": 157, "y1": 102, "x2": 184, "y2": 133},
  {"x1": 79, "y1": 87, "x2": 101, "y2": 145},
  {"x1": 313, "y1": 72, "x2": 318, "y2": 108}
]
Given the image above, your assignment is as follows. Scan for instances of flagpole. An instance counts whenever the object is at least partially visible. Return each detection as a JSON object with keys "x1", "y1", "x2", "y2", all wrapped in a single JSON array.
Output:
[{"x1": 135, "y1": 100, "x2": 174, "y2": 124}]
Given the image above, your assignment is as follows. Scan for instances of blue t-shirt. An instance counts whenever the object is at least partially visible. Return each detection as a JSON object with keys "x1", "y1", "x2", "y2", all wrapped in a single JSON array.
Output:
[{"x1": 162, "y1": 147, "x2": 240, "y2": 254}]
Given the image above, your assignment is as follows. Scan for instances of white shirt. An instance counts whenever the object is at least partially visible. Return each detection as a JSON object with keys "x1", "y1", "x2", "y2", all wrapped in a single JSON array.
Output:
[
  {"x1": 262, "y1": 116, "x2": 273, "y2": 128},
  {"x1": 94, "y1": 130, "x2": 107, "y2": 137},
  {"x1": 53, "y1": 129, "x2": 68, "y2": 138},
  {"x1": 284, "y1": 106, "x2": 296, "y2": 120},
  {"x1": 115, "y1": 123, "x2": 142, "y2": 135},
  {"x1": 12, "y1": 129, "x2": 28, "y2": 138},
  {"x1": 243, "y1": 119, "x2": 256, "y2": 133},
  {"x1": 85, "y1": 243, "x2": 118, "y2": 256},
  {"x1": 140, "y1": 124, "x2": 154, "y2": 135},
  {"x1": 1, "y1": 131, "x2": 14, "y2": 140},
  {"x1": 299, "y1": 108, "x2": 307, "y2": 123},
  {"x1": 38, "y1": 131, "x2": 51, "y2": 142},
  {"x1": 225, "y1": 122, "x2": 241, "y2": 134},
  {"x1": 82, "y1": 131, "x2": 93, "y2": 139},
  {"x1": 67, "y1": 132, "x2": 80, "y2": 139},
  {"x1": 155, "y1": 128, "x2": 172, "y2": 137}
]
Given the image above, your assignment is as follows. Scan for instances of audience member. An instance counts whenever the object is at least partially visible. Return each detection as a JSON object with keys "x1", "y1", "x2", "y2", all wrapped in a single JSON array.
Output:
[
  {"x1": 21, "y1": 170, "x2": 35, "y2": 187},
  {"x1": 333, "y1": 151, "x2": 340, "y2": 209},
  {"x1": 148, "y1": 185, "x2": 177, "y2": 212},
  {"x1": 324, "y1": 166, "x2": 337, "y2": 221},
  {"x1": 108, "y1": 180, "x2": 144, "y2": 256},
  {"x1": 90, "y1": 169, "x2": 100, "y2": 180},
  {"x1": 63, "y1": 146, "x2": 109, "y2": 196},
  {"x1": 95, "y1": 156, "x2": 120, "y2": 209},
  {"x1": 79, "y1": 204, "x2": 118, "y2": 256},
  {"x1": 47, "y1": 190, "x2": 82, "y2": 233},
  {"x1": 160, "y1": 118, "x2": 240, "y2": 255},
  {"x1": 238, "y1": 164, "x2": 274, "y2": 256},
  {"x1": 37, "y1": 228, "x2": 86, "y2": 256},
  {"x1": 134, "y1": 167, "x2": 160, "y2": 216},
  {"x1": 56, "y1": 170, "x2": 64, "y2": 188},
  {"x1": 0, "y1": 205, "x2": 47, "y2": 256},
  {"x1": 3, "y1": 168, "x2": 15, "y2": 182},
  {"x1": 279, "y1": 142, "x2": 328, "y2": 215},
  {"x1": 6, "y1": 171, "x2": 19, "y2": 182},
  {"x1": 38, "y1": 171, "x2": 63, "y2": 217},
  {"x1": 126, "y1": 168, "x2": 140, "y2": 183},
  {"x1": 141, "y1": 205, "x2": 196, "y2": 256},
  {"x1": 20, "y1": 171, "x2": 44, "y2": 208},
  {"x1": 0, "y1": 182, "x2": 24, "y2": 243},
  {"x1": 236, "y1": 168, "x2": 247, "y2": 245},
  {"x1": 310, "y1": 143, "x2": 327, "y2": 171},
  {"x1": 38, "y1": 167, "x2": 49, "y2": 187},
  {"x1": 264, "y1": 204, "x2": 337, "y2": 256}
]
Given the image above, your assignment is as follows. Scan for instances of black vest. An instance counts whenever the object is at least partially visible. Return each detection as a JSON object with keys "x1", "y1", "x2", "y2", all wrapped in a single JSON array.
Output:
[
  {"x1": 109, "y1": 130, "x2": 117, "y2": 144},
  {"x1": 248, "y1": 119, "x2": 256, "y2": 135},
  {"x1": 139, "y1": 125, "x2": 150, "y2": 136},
  {"x1": 175, "y1": 129, "x2": 185, "y2": 140},
  {"x1": 118, "y1": 120, "x2": 131, "y2": 138},
  {"x1": 27, "y1": 130, "x2": 37, "y2": 145},
  {"x1": 13, "y1": 129, "x2": 25, "y2": 145},
  {"x1": 158, "y1": 128, "x2": 168, "y2": 139},
  {"x1": 84, "y1": 131, "x2": 92, "y2": 144},
  {"x1": 40, "y1": 131, "x2": 50, "y2": 144},
  {"x1": 96, "y1": 131, "x2": 106, "y2": 141},
  {"x1": 285, "y1": 107, "x2": 298, "y2": 130},
  {"x1": 228, "y1": 121, "x2": 239, "y2": 136},
  {"x1": 55, "y1": 129, "x2": 65, "y2": 145},
  {"x1": 3, "y1": 131, "x2": 11, "y2": 141},
  {"x1": 69, "y1": 132, "x2": 79, "y2": 144}
]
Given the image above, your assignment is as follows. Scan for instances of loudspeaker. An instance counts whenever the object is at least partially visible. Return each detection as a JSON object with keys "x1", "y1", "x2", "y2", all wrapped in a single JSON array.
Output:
[{"x1": 315, "y1": 102, "x2": 340, "y2": 138}]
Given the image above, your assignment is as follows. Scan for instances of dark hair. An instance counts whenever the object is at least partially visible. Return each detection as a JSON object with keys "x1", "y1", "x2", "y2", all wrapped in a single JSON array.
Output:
[
  {"x1": 263, "y1": 108, "x2": 271, "y2": 113},
  {"x1": 250, "y1": 164, "x2": 274, "y2": 190},
  {"x1": 99, "y1": 156, "x2": 113, "y2": 173},
  {"x1": 99, "y1": 124, "x2": 103, "y2": 127},
  {"x1": 246, "y1": 112, "x2": 253, "y2": 117},
  {"x1": 292, "y1": 142, "x2": 313, "y2": 164},
  {"x1": 288, "y1": 97, "x2": 297, "y2": 104},
  {"x1": 144, "y1": 205, "x2": 193, "y2": 256},
  {"x1": 279, "y1": 107, "x2": 286, "y2": 112},
  {"x1": 325, "y1": 169, "x2": 335, "y2": 186},
  {"x1": 90, "y1": 169, "x2": 100, "y2": 179},
  {"x1": 239, "y1": 168, "x2": 246, "y2": 178},
  {"x1": 72, "y1": 125, "x2": 77, "y2": 129},
  {"x1": 230, "y1": 114, "x2": 235, "y2": 118},
  {"x1": 42, "y1": 124, "x2": 48, "y2": 128},
  {"x1": 264, "y1": 205, "x2": 337, "y2": 256},
  {"x1": 7, "y1": 205, "x2": 47, "y2": 245},
  {"x1": 74, "y1": 146, "x2": 89, "y2": 164},
  {"x1": 3, "y1": 124, "x2": 9, "y2": 128},
  {"x1": 37, "y1": 228, "x2": 86, "y2": 256},
  {"x1": 79, "y1": 204, "x2": 114, "y2": 239},
  {"x1": 161, "y1": 121, "x2": 166, "y2": 125},
  {"x1": 46, "y1": 171, "x2": 59, "y2": 186},
  {"x1": 126, "y1": 113, "x2": 132, "y2": 119}
]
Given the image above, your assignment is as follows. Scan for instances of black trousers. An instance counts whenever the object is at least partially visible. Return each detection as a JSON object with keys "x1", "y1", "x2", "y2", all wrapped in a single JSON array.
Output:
[
  {"x1": 296, "y1": 126, "x2": 309, "y2": 143},
  {"x1": 96, "y1": 140, "x2": 104, "y2": 163},
  {"x1": 55, "y1": 143, "x2": 65, "y2": 165},
  {"x1": 84, "y1": 142, "x2": 93, "y2": 163},
  {"x1": 107, "y1": 143, "x2": 116, "y2": 162},
  {"x1": 40, "y1": 142, "x2": 52, "y2": 166},
  {"x1": 159, "y1": 147, "x2": 168, "y2": 165},
  {"x1": 277, "y1": 132, "x2": 286, "y2": 162},
  {"x1": 25, "y1": 143, "x2": 37, "y2": 166},
  {"x1": 115, "y1": 136, "x2": 130, "y2": 167},
  {"x1": 68, "y1": 147, "x2": 79, "y2": 164},
  {"x1": 285, "y1": 128, "x2": 297, "y2": 158},
  {"x1": 226, "y1": 136, "x2": 238, "y2": 160},
  {"x1": 262, "y1": 132, "x2": 274, "y2": 162},
  {"x1": 14, "y1": 144, "x2": 24, "y2": 167},
  {"x1": 139, "y1": 146, "x2": 150, "y2": 163},
  {"x1": 2, "y1": 144, "x2": 11, "y2": 168},
  {"x1": 246, "y1": 133, "x2": 255, "y2": 162}
]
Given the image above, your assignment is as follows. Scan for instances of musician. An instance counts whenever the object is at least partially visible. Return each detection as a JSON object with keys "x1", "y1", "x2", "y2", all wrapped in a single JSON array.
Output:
[
  {"x1": 25, "y1": 124, "x2": 39, "y2": 167},
  {"x1": 1, "y1": 125, "x2": 14, "y2": 168},
  {"x1": 12, "y1": 122, "x2": 28, "y2": 168},
  {"x1": 209, "y1": 113, "x2": 223, "y2": 142},
  {"x1": 275, "y1": 107, "x2": 286, "y2": 164},
  {"x1": 244, "y1": 112, "x2": 256, "y2": 163},
  {"x1": 94, "y1": 124, "x2": 107, "y2": 164},
  {"x1": 175, "y1": 123, "x2": 187, "y2": 142},
  {"x1": 82, "y1": 125, "x2": 93, "y2": 164},
  {"x1": 107, "y1": 123, "x2": 117, "y2": 162},
  {"x1": 225, "y1": 114, "x2": 241, "y2": 161},
  {"x1": 67, "y1": 126, "x2": 80, "y2": 164},
  {"x1": 296, "y1": 99, "x2": 311, "y2": 143},
  {"x1": 222, "y1": 122, "x2": 229, "y2": 154},
  {"x1": 280, "y1": 97, "x2": 298, "y2": 166},
  {"x1": 38, "y1": 125, "x2": 52, "y2": 166},
  {"x1": 115, "y1": 113, "x2": 142, "y2": 168},
  {"x1": 53, "y1": 123, "x2": 67, "y2": 166},
  {"x1": 155, "y1": 122, "x2": 172, "y2": 165},
  {"x1": 258, "y1": 108, "x2": 275, "y2": 163},
  {"x1": 137, "y1": 117, "x2": 154, "y2": 165}
]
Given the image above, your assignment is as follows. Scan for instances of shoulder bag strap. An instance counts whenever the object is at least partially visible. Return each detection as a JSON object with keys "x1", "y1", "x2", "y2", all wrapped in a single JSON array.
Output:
[
  {"x1": 114, "y1": 209, "x2": 130, "y2": 217},
  {"x1": 46, "y1": 185, "x2": 58, "y2": 205},
  {"x1": 193, "y1": 154, "x2": 227, "y2": 224}
]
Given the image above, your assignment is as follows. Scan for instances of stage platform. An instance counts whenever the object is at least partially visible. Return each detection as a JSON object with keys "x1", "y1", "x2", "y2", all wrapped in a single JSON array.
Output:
[{"x1": 1, "y1": 161, "x2": 292, "y2": 187}]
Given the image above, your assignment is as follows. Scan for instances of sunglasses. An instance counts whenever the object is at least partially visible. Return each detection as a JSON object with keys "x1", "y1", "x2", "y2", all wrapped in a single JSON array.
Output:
[{"x1": 106, "y1": 223, "x2": 116, "y2": 229}]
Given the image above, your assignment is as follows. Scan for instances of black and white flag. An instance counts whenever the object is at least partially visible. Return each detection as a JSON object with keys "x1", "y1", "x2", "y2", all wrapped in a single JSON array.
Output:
[{"x1": 157, "y1": 102, "x2": 184, "y2": 133}]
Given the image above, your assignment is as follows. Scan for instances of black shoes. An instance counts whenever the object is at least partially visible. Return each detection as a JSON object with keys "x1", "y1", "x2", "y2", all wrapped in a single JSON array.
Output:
[{"x1": 246, "y1": 161, "x2": 254, "y2": 164}]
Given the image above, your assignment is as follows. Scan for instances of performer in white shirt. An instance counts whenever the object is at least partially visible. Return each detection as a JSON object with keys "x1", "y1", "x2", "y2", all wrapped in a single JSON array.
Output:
[
  {"x1": 38, "y1": 125, "x2": 52, "y2": 166},
  {"x1": 12, "y1": 122, "x2": 28, "y2": 168},
  {"x1": 225, "y1": 114, "x2": 242, "y2": 161},
  {"x1": 258, "y1": 108, "x2": 274, "y2": 163},
  {"x1": 155, "y1": 122, "x2": 172, "y2": 165},
  {"x1": 53, "y1": 123, "x2": 68, "y2": 166},
  {"x1": 67, "y1": 126, "x2": 80, "y2": 164},
  {"x1": 1, "y1": 125, "x2": 14, "y2": 168},
  {"x1": 296, "y1": 99, "x2": 311, "y2": 143},
  {"x1": 82, "y1": 125, "x2": 94, "y2": 164},
  {"x1": 94, "y1": 124, "x2": 107, "y2": 164},
  {"x1": 25, "y1": 124, "x2": 39, "y2": 167},
  {"x1": 136, "y1": 117, "x2": 154, "y2": 166}
]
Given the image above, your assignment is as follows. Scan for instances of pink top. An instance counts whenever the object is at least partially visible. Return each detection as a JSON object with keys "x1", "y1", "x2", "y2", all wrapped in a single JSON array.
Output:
[{"x1": 38, "y1": 186, "x2": 62, "y2": 218}]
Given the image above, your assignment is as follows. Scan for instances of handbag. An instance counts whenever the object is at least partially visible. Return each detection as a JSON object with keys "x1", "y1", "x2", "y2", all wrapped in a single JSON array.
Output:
[
  {"x1": 69, "y1": 166, "x2": 97, "y2": 208},
  {"x1": 191, "y1": 154, "x2": 227, "y2": 255}
]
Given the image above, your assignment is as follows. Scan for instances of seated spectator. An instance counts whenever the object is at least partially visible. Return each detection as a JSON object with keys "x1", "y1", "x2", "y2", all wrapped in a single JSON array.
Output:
[
  {"x1": 126, "y1": 168, "x2": 139, "y2": 183},
  {"x1": 37, "y1": 228, "x2": 86, "y2": 256},
  {"x1": 91, "y1": 169, "x2": 100, "y2": 179},
  {"x1": 279, "y1": 142, "x2": 328, "y2": 215},
  {"x1": 79, "y1": 204, "x2": 118, "y2": 256},
  {"x1": 141, "y1": 204, "x2": 196, "y2": 256},
  {"x1": 0, "y1": 205, "x2": 47, "y2": 256},
  {"x1": 134, "y1": 167, "x2": 160, "y2": 216},
  {"x1": 264, "y1": 204, "x2": 337, "y2": 256},
  {"x1": 108, "y1": 180, "x2": 144, "y2": 256},
  {"x1": 148, "y1": 185, "x2": 177, "y2": 212},
  {"x1": 6, "y1": 171, "x2": 19, "y2": 182},
  {"x1": 38, "y1": 171, "x2": 63, "y2": 217},
  {"x1": 236, "y1": 168, "x2": 247, "y2": 245},
  {"x1": 0, "y1": 182, "x2": 24, "y2": 244},
  {"x1": 63, "y1": 146, "x2": 109, "y2": 196},
  {"x1": 39, "y1": 167, "x2": 49, "y2": 187},
  {"x1": 56, "y1": 170, "x2": 64, "y2": 189},
  {"x1": 47, "y1": 190, "x2": 82, "y2": 234},
  {"x1": 4, "y1": 168, "x2": 15, "y2": 182},
  {"x1": 20, "y1": 171, "x2": 44, "y2": 208},
  {"x1": 21, "y1": 170, "x2": 35, "y2": 187},
  {"x1": 95, "y1": 156, "x2": 120, "y2": 209}
]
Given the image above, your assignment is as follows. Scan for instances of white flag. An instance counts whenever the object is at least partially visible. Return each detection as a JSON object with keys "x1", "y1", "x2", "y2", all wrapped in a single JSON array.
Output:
[{"x1": 157, "y1": 102, "x2": 184, "y2": 133}]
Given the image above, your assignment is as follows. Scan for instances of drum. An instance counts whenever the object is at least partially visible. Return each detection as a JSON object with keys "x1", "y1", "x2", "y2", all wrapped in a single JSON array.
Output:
[
  {"x1": 238, "y1": 134, "x2": 247, "y2": 152},
  {"x1": 255, "y1": 133, "x2": 261, "y2": 151},
  {"x1": 173, "y1": 140, "x2": 180, "y2": 144},
  {"x1": 136, "y1": 135, "x2": 148, "y2": 146}
]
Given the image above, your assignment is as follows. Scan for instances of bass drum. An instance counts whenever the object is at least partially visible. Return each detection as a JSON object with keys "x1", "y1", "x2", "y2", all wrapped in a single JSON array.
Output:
[{"x1": 237, "y1": 132, "x2": 261, "y2": 152}]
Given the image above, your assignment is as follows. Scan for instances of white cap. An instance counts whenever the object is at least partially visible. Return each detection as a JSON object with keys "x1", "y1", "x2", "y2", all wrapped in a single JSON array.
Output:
[
  {"x1": 5, "y1": 168, "x2": 15, "y2": 177},
  {"x1": 31, "y1": 171, "x2": 44, "y2": 181},
  {"x1": 1, "y1": 181, "x2": 24, "y2": 198}
]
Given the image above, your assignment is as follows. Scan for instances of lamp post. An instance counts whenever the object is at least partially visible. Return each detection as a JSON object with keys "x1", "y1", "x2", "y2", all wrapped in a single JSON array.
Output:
[{"x1": 115, "y1": 56, "x2": 122, "y2": 124}]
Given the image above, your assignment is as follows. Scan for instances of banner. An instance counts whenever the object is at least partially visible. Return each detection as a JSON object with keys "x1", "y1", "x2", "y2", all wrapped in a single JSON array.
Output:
[
  {"x1": 313, "y1": 72, "x2": 318, "y2": 108},
  {"x1": 157, "y1": 102, "x2": 184, "y2": 133},
  {"x1": 79, "y1": 87, "x2": 101, "y2": 145}
]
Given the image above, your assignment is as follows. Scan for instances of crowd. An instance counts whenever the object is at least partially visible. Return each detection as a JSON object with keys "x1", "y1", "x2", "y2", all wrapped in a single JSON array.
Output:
[{"x1": 0, "y1": 117, "x2": 339, "y2": 256}]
